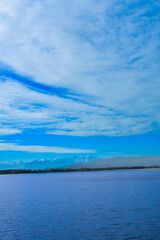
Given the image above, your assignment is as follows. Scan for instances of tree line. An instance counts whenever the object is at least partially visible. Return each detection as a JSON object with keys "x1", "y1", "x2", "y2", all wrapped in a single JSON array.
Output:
[{"x1": 0, "y1": 166, "x2": 160, "y2": 175}]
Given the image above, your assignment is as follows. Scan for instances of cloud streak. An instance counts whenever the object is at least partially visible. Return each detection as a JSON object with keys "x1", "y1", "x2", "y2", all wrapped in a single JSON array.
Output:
[
  {"x1": 0, "y1": 128, "x2": 22, "y2": 136},
  {"x1": 0, "y1": 142, "x2": 94, "y2": 153}
]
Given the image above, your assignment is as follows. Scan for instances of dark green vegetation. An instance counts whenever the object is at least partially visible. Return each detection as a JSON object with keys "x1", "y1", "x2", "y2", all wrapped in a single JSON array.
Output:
[{"x1": 0, "y1": 166, "x2": 160, "y2": 175}]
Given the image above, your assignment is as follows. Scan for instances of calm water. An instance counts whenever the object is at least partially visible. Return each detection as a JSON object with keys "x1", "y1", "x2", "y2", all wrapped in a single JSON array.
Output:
[{"x1": 0, "y1": 170, "x2": 160, "y2": 240}]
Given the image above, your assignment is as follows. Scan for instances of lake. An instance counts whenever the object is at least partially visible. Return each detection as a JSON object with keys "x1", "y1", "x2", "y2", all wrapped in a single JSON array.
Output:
[{"x1": 0, "y1": 170, "x2": 160, "y2": 240}]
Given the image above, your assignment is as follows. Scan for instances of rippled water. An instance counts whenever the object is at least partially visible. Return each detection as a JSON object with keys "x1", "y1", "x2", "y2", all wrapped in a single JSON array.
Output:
[{"x1": 0, "y1": 170, "x2": 160, "y2": 240}]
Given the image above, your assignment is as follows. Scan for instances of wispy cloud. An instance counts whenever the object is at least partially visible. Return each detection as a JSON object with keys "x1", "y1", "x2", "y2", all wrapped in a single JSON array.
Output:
[
  {"x1": 0, "y1": 128, "x2": 22, "y2": 136},
  {"x1": 0, "y1": 0, "x2": 159, "y2": 137},
  {"x1": 0, "y1": 142, "x2": 94, "y2": 153}
]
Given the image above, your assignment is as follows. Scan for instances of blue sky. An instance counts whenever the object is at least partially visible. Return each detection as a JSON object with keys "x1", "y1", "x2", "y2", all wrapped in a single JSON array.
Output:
[{"x1": 0, "y1": 0, "x2": 160, "y2": 163}]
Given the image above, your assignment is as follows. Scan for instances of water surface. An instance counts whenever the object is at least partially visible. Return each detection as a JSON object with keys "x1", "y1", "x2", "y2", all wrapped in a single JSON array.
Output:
[{"x1": 0, "y1": 170, "x2": 160, "y2": 239}]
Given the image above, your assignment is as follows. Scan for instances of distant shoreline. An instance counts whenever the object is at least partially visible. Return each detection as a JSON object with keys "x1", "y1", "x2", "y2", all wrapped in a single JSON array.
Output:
[{"x1": 0, "y1": 166, "x2": 160, "y2": 175}]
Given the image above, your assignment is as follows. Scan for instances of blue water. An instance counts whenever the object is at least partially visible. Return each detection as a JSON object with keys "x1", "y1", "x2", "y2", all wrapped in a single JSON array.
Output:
[{"x1": 0, "y1": 170, "x2": 160, "y2": 240}]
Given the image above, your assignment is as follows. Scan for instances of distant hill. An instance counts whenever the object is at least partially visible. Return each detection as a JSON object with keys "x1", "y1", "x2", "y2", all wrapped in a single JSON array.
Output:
[
  {"x1": 67, "y1": 156, "x2": 160, "y2": 169},
  {"x1": 1, "y1": 155, "x2": 160, "y2": 170},
  {"x1": 0, "y1": 155, "x2": 97, "y2": 170}
]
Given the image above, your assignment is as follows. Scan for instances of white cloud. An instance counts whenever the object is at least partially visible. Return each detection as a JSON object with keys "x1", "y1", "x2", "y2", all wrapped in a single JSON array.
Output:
[
  {"x1": 0, "y1": 78, "x2": 155, "y2": 136},
  {"x1": 0, "y1": 128, "x2": 22, "y2": 136},
  {"x1": 0, "y1": 142, "x2": 94, "y2": 153},
  {"x1": 0, "y1": 0, "x2": 159, "y2": 136}
]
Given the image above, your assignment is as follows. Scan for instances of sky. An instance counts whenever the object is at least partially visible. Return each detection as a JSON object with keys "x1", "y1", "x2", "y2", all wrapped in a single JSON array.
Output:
[{"x1": 0, "y1": 0, "x2": 160, "y2": 163}]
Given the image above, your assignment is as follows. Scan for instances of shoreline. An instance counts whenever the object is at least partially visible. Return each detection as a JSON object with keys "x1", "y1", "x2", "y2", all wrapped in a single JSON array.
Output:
[{"x1": 0, "y1": 166, "x2": 160, "y2": 175}]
